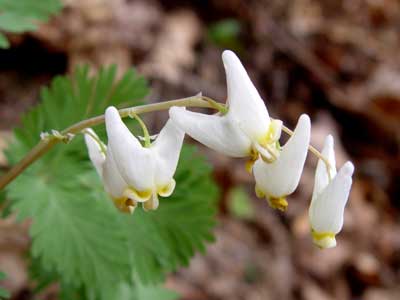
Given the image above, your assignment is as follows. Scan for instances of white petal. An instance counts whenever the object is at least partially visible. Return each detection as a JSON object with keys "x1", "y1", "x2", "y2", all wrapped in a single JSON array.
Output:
[
  {"x1": 222, "y1": 50, "x2": 270, "y2": 140},
  {"x1": 151, "y1": 118, "x2": 184, "y2": 187},
  {"x1": 84, "y1": 128, "x2": 106, "y2": 176},
  {"x1": 169, "y1": 106, "x2": 251, "y2": 157},
  {"x1": 312, "y1": 135, "x2": 337, "y2": 199},
  {"x1": 157, "y1": 179, "x2": 176, "y2": 197},
  {"x1": 105, "y1": 106, "x2": 155, "y2": 191},
  {"x1": 102, "y1": 147, "x2": 129, "y2": 199},
  {"x1": 309, "y1": 161, "x2": 354, "y2": 234},
  {"x1": 253, "y1": 114, "x2": 311, "y2": 197}
]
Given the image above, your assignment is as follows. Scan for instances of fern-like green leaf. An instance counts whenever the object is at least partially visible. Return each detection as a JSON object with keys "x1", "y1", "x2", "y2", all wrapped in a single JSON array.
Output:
[
  {"x1": 125, "y1": 146, "x2": 218, "y2": 283},
  {"x1": 97, "y1": 281, "x2": 179, "y2": 300},
  {"x1": 0, "y1": 0, "x2": 62, "y2": 48},
  {"x1": 5, "y1": 65, "x2": 148, "y2": 297},
  {"x1": 8, "y1": 166, "x2": 132, "y2": 292},
  {"x1": 0, "y1": 271, "x2": 10, "y2": 299},
  {"x1": 4, "y1": 66, "x2": 218, "y2": 298}
]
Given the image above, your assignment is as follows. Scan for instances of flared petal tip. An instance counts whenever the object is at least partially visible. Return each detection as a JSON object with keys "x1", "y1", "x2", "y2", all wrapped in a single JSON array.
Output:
[
  {"x1": 222, "y1": 50, "x2": 239, "y2": 64},
  {"x1": 157, "y1": 179, "x2": 176, "y2": 197},
  {"x1": 299, "y1": 113, "x2": 311, "y2": 124},
  {"x1": 105, "y1": 106, "x2": 121, "y2": 131},
  {"x1": 297, "y1": 114, "x2": 311, "y2": 132},
  {"x1": 324, "y1": 134, "x2": 334, "y2": 148},
  {"x1": 221, "y1": 50, "x2": 248, "y2": 78},
  {"x1": 105, "y1": 106, "x2": 118, "y2": 117},
  {"x1": 312, "y1": 231, "x2": 337, "y2": 249},
  {"x1": 341, "y1": 161, "x2": 355, "y2": 177}
]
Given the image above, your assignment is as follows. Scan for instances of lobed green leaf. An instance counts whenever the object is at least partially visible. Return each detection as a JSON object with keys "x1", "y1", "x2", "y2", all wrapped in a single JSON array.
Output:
[
  {"x1": 0, "y1": 0, "x2": 63, "y2": 48},
  {"x1": 4, "y1": 66, "x2": 218, "y2": 299},
  {"x1": 0, "y1": 271, "x2": 10, "y2": 299}
]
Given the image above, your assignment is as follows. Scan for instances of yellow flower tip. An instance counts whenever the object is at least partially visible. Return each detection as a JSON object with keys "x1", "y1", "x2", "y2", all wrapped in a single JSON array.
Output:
[
  {"x1": 245, "y1": 159, "x2": 255, "y2": 173},
  {"x1": 123, "y1": 188, "x2": 152, "y2": 203},
  {"x1": 112, "y1": 197, "x2": 137, "y2": 214},
  {"x1": 255, "y1": 185, "x2": 265, "y2": 198},
  {"x1": 267, "y1": 196, "x2": 288, "y2": 212},
  {"x1": 157, "y1": 179, "x2": 176, "y2": 197},
  {"x1": 311, "y1": 230, "x2": 337, "y2": 249},
  {"x1": 136, "y1": 189, "x2": 153, "y2": 199}
]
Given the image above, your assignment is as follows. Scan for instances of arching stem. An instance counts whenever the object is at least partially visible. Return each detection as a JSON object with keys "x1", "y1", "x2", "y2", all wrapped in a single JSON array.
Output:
[
  {"x1": 129, "y1": 113, "x2": 151, "y2": 147},
  {"x1": 0, "y1": 95, "x2": 213, "y2": 190}
]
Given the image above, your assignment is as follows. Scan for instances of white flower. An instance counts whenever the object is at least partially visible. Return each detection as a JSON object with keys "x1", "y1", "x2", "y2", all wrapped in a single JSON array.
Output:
[
  {"x1": 253, "y1": 114, "x2": 311, "y2": 211},
  {"x1": 309, "y1": 135, "x2": 354, "y2": 249},
  {"x1": 84, "y1": 128, "x2": 137, "y2": 213},
  {"x1": 84, "y1": 107, "x2": 184, "y2": 213},
  {"x1": 105, "y1": 106, "x2": 185, "y2": 211},
  {"x1": 169, "y1": 50, "x2": 282, "y2": 167}
]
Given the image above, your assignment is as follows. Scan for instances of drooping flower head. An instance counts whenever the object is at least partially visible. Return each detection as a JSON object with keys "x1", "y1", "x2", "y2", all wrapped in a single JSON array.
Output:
[
  {"x1": 84, "y1": 128, "x2": 137, "y2": 213},
  {"x1": 253, "y1": 114, "x2": 311, "y2": 211},
  {"x1": 309, "y1": 135, "x2": 354, "y2": 248},
  {"x1": 84, "y1": 106, "x2": 185, "y2": 213},
  {"x1": 169, "y1": 50, "x2": 282, "y2": 166}
]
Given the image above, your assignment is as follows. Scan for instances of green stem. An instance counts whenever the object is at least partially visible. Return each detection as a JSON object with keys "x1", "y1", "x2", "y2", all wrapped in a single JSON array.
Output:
[
  {"x1": 0, "y1": 94, "x2": 333, "y2": 191},
  {"x1": 130, "y1": 113, "x2": 151, "y2": 147},
  {"x1": 82, "y1": 129, "x2": 107, "y2": 154},
  {"x1": 0, "y1": 95, "x2": 214, "y2": 190}
]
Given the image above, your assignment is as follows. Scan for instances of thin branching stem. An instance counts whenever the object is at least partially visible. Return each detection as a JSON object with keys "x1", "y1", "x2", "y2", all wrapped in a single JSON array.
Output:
[
  {"x1": 0, "y1": 95, "x2": 333, "y2": 190},
  {"x1": 0, "y1": 95, "x2": 213, "y2": 190}
]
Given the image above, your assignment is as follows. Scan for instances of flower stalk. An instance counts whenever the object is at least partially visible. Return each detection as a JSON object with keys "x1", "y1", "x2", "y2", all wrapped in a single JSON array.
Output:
[
  {"x1": 0, "y1": 94, "x2": 332, "y2": 191},
  {"x1": 0, "y1": 95, "x2": 213, "y2": 190}
]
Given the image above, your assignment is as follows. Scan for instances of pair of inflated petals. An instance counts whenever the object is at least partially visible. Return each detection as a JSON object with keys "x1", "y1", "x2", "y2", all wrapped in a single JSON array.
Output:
[
  {"x1": 309, "y1": 135, "x2": 354, "y2": 248},
  {"x1": 84, "y1": 106, "x2": 184, "y2": 213}
]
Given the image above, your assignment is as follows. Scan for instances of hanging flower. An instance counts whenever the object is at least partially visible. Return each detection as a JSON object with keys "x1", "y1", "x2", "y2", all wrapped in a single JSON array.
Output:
[
  {"x1": 84, "y1": 128, "x2": 137, "y2": 213},
  {"x1": 253, "y1": 114, "x2": 311, "y2": 211},
  {"x1": 169, "y1": 50, "x2": 283, "y2": 170},
  {"x1": 308, "y1": 135, "x2": 354, "y2": 248},
  {"x1": 105, "y1": 106, "x2": 185, "y2": 211},
  {"x1": 84, "y1": 107, "x2": 185, "y2": 213}
]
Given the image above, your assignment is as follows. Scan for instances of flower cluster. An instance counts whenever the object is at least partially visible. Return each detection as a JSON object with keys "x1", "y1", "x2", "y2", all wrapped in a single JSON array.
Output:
[{"x1": 84, "y1": 50, "x2": 354, "y2": 249}]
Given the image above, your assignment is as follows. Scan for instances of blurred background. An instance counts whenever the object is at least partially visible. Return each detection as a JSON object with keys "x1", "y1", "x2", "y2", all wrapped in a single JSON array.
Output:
[{"x1": 0, "y1": 0, "x2": 399, "y2": 299}]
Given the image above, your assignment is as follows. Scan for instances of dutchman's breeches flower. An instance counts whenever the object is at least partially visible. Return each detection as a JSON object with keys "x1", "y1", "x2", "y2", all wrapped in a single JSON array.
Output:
[
  {"x1": 309, "y1": 135, "x2": 354, "y2": 249},
  {"x1": 169, "y1": 50, "x2": 283, "y2": 169},
  {"x1": 105, "y1": 106, "x2": 185, "y2": 212},
  {"x1": 84, "y1": 128, "x2": 137, "y2": 213},
  {"x1": 253, "y1": 114, "x2": 311, "y2": 211},
  {"x1": 84, "y1": 107, "x2": 185, "y2": 213}
]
